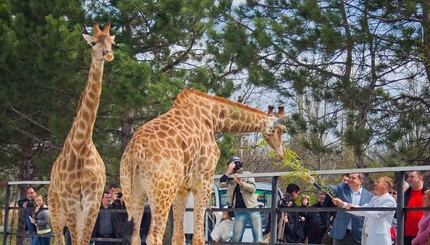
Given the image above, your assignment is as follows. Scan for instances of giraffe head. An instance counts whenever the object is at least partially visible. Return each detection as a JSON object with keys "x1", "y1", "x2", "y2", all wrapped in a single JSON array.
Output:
[
  {"x1": 263, "y1": 106, "x2": 288, "y2": 160},
  {"x1": 83, "y1": 23, "x2": 115, "y2": 61}
]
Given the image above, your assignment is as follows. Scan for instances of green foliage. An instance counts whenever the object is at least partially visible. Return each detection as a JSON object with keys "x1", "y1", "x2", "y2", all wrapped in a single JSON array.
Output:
[
  {"x1": 278, "y1": 147, "x2": 335, "y2": 198},
  {"x1": 2, "y1": 0, "x2": 430, "y2": 187},
  {"x1": 215, "y1": 133, "x2": 238, "y2": 173},
  {"x1": 0, "y1": 0, "x2": 85, "y2": 180}
]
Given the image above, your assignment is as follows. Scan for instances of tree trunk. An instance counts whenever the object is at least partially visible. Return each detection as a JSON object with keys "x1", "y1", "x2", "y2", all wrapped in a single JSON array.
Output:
[
  {"x1": 16, "y1": 139, "x2": 34, "y2": 245},
  {"x1": 121, "y1": 113, "x2": 134, "y2": 153}
]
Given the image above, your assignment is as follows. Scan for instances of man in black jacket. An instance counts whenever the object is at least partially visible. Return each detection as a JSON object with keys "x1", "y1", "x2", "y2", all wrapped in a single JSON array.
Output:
[
  {"x1": 18, "y1": 187, "x2": 38, "y2": 245},
  {"x1": 92, "y1": 192, "x2": 119, "y2": 245}
]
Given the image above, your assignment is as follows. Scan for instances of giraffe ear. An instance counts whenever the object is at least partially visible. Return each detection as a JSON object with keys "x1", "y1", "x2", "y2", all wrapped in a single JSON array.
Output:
[{"x1": 82, "y1": 34, "x2": 92, "y2": 45}]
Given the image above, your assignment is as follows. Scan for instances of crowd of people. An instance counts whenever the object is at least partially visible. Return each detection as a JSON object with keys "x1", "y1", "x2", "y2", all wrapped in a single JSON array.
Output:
[
  {"x1": 217, "y1": 158, "x2": 430, "y2": 245},
  {"x1": 89, "y1": 184, "x2": 151, "y2": 245},
  {"x1": 15, "y1": 165, "x2": 430, "y2": 245},
  {"x1": 17, "y1": 184, "x2": 151, "y2": 245}
]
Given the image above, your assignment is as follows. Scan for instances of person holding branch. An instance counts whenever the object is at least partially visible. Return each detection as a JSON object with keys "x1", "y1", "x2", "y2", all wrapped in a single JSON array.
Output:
[{"x1": 332, "y1": 176, "x2": 396, "y2": 245}]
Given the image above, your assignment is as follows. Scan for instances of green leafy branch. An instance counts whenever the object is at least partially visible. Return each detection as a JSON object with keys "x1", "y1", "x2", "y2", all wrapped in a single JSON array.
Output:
[{"x1": 272, "y1": 147, "x2": 335, "y2": 198}]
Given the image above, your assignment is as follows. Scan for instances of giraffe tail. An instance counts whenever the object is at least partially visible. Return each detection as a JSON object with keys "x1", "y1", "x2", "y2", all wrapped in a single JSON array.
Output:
[
  {"x1": 120, "y1": 153, "x2": 139, "y2": 244},
  {"x1": 122, "y1": 217, "x2": 134, "y2": 245}
]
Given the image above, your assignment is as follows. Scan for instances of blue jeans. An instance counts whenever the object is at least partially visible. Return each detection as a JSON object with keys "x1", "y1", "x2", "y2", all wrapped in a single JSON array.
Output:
[
  {"x1": 30, "y1": 234, "x2": 39, "y2": 245},
  {"x1": 38, "y1": 232, "x2": 51, "y2": 245},
  {"x1": 231, "y1": 209, "x2": 262, "y2": 242}
]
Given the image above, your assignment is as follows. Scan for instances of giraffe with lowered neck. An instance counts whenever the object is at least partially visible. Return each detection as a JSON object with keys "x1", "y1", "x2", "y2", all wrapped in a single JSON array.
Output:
[
  {"x1": 48, "y1": 23, "x2": 115, "y2": 245},
  {"x1": 120, "y1": 89, "x2": 288, "y2": 245}
]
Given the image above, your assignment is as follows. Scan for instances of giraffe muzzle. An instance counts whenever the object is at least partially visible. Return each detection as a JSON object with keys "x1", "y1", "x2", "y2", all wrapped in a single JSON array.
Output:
[{"x1": 104, "y1": 50, "x2": 114, "y2": 61}]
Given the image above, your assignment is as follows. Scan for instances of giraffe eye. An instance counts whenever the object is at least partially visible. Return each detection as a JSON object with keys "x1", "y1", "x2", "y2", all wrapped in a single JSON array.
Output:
[{"x1": 91, "y1": 42, "x2": 96, "y2": 46}]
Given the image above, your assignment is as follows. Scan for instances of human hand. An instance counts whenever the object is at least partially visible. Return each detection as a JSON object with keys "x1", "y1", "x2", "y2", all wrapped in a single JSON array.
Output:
[
  {"x1": 332, "y1": 198, "x2": 345, "y2": 207},
  {"x1": 300, "y1": 216, "x2": 305, "y2": 222},
  {"x1": 283, "y1": 215, "x2": 289, "y2": 223},
  {"x1": 23, "y1": 201, "x2": 28, "y2": 208},
  {"x1": 344, "y1": 203, "x2": 356, "y2": 210},
  {"x1": 233, "y1": 173, "x2": 242, "y2": 186},
  {"x1": 29, "y1": 216, "x2": 35, "y2": 224}
]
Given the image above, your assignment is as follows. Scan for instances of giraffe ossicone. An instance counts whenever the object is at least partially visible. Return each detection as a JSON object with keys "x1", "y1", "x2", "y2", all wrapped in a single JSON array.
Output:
[
  {"x1": 120, "y1": 89, "x2": 288, "y2": 245},
  {"x1": 48, "y1": 22, "x2": 114, "y2": 245}
]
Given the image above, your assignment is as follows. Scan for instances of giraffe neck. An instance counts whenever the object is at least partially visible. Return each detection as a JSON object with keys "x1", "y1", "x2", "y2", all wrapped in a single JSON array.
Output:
[
  {"x1": 174, "y1": 90, "x2": 270, "y2": 133},
  {"x1": 212, "y1": 103, "x2": 270, "y2": 132},
  {"x1": 70, "y1": 58, "x2": 104, "y2": 145}
]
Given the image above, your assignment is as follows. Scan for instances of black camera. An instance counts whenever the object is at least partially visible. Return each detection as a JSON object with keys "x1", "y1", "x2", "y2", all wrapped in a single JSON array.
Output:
[
  {"x1": 233, "y1": 161, "x2": 243, "y2": 172},
  {"x1": 228, "y1": 156, "x2": 243, "y2": 173},
  {"x1": 279, "y1": 196, "x2": 295, "y2": 208},
  {"x1": 116, "y1": 192, "x2": 123, "y2": 199}
]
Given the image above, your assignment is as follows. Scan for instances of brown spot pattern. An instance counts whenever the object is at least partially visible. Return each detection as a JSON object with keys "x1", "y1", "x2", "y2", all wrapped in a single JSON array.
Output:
[{"x1": 120, "y1": 89, "x2": 287, "y2": 245}]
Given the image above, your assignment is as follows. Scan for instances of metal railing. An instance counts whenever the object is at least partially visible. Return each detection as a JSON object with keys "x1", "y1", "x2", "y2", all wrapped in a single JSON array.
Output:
[{"x1": 3, "y1": 165, "x2": 430, "y2": 245}]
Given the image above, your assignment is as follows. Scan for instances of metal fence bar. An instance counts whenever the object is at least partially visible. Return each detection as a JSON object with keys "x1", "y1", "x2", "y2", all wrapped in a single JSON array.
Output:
[
  {"x1": 396, "y1": 171, "x2": 405, "y2": 245},
  {"x1": 3, "y1": 166, "x2": 430, "y2": 244},
  {"x1": 2, "y1": 184, "x2": 11, "y2": 245},
  {"x1": 269, "y1": 176, "x2": 278, "y2": 245}
]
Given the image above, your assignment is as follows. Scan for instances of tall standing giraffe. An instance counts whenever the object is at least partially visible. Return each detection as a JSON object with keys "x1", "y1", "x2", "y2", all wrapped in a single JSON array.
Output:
[
  {"x1": 48, "y1": 23, "x2": 115, "y2": 245},
  {"x1": 120, "y1": 89, "x2": 288, "y2": 245}
]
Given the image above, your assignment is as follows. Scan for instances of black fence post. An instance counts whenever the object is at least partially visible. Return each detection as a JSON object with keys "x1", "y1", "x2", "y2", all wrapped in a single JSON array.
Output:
[
  {"x1": 3, "y1": 183, "x2": 11, "y2": 245},
  {"x1": 269, "y1": 176, "x2": 279, "y2": 245},
  {"x1": 395, "y1": 171, "x2": 405, "y2": 245}
]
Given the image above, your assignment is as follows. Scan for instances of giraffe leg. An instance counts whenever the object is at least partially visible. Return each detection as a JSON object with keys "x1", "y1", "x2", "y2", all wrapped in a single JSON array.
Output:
[
  {"x1": 146, "y1": 177, "x2": 181, "y2": 245},
  {"x1": 65, "y1": 207, "x2": 80, "y2": 245},
  {"x1": 171, "y1": 189, "x2": 190, "y2": 245},
  {"x1": 192, "y1": 176, "x2": 215, "y2": 245},
  {"x1": 48, "y1": 190, "x2": 66, "y2": 245},
  {"x1": 80, "y1": 159, "x2": 105, "y2": 244},
  {"x1": 80, "y1": 193, "x2": 102, "y2": 244}
]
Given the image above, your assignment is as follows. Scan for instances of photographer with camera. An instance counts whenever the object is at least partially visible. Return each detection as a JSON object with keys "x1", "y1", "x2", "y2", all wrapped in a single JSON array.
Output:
[
  {"x1": 111, "y1": 192, "x2": 127, "y2": 241},
  {"x1": 219, "y1": 156, "x2": 263, "y2": 242},
  {"x1": 263, "y1": 183, "x2": 304, "y2": 243}
]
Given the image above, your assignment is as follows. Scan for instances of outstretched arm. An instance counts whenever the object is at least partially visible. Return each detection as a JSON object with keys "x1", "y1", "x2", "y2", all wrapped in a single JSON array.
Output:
[{"x1": 337, "y1": 197, "x2": 396, "y2": 219}]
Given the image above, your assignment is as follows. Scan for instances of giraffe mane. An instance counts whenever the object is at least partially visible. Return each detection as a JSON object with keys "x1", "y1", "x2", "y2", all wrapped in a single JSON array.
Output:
[
  {"x1": 75, "y1": 92, "x2": 85, "y2": 114},
  {"x1": 174, "y1": 89, "x2": 267, "y2": 116}
]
